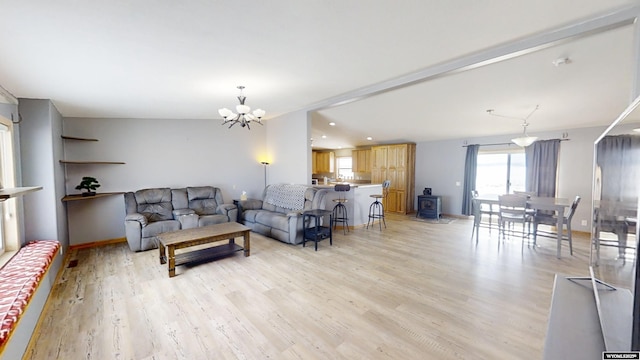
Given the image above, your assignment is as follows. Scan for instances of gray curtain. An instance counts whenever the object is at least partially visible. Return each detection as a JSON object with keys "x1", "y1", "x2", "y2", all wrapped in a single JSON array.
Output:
[
  {"x1": 525, "y1": 139, "x2": 560, "y2": 197},
  {"x1": 597, "y1": 134, "x2": 640, "y2": 202},
  {"x1": 461, "y1": 144, "x2": 479, "y2": 215}
]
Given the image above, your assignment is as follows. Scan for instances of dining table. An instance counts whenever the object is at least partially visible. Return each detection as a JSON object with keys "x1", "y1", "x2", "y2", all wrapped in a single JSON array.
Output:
[{"x1": 473, "y1": 194, "x2": 573, "y2": 258}]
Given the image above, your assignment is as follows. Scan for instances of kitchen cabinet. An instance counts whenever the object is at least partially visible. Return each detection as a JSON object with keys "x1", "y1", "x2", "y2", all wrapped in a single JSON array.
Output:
[
  {"x1": 313, "y1": 151, "x2": 334, "y2": 173},
  {"x1": 352, "y1": 149, "x2": 371, "y2": 173},
  {"x1": 312, "y1": 151, "x2": 317, "y2": 173},
  {"x1": 371, "y1": 143, "x2": 415, "y2": 214}
]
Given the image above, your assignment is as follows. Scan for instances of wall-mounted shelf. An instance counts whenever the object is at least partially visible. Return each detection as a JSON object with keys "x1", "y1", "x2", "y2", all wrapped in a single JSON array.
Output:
[
  {"x1": 62, "y1": 192, "x2": 125, "y2": 202},
  {"x1": 61, "y1": 135, "x2": 98, "y2": 141},
  {"x1": 0, "y1": 186, "x2": 43, "y2": 201},
  {"x1": 60, "y1": 135, "x2": 124, "y2": 164},
  {"x1": 59, "y1": 160, "x2": 125, "y2": 165}
]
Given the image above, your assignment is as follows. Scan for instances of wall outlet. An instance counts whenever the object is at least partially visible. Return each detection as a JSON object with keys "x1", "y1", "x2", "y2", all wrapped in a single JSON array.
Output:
[{"x1": 581, "y1": 220, "x2": 587, "y2": 226}]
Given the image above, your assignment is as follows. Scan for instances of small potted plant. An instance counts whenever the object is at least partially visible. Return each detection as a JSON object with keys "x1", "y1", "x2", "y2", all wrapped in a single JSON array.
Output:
[{"x1": 75, "y1": 176, "x2": 101, "y2": 196}]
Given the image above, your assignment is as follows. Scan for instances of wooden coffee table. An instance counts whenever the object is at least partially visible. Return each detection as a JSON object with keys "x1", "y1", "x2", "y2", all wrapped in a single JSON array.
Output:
[{"x1": 157, "y1": 222, "x2": 250, "y2": 277}]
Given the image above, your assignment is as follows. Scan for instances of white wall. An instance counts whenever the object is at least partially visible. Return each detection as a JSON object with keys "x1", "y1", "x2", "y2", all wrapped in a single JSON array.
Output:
[
  {"x1": 54, "y1": 109, "x2": 636, "y2": 244},
  {"x1": 50, "y1": 102, "x2": 68, "y2": 248},
  {"x1": 62, "y1": 117, "x2": 267, "y2": 245},
  {"x1": 415, "y1": 126, "x2": 610, "y2": 232},
  {"x1": 265, "y1": 109, "x2": 310, "y2": 185},
  {"x1": 19, "y1": 99, "x2": 67, "y2": 245}
]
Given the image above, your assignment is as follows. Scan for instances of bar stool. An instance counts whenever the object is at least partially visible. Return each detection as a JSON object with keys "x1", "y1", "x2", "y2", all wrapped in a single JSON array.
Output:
[
  {"x1": 367, "y1": 180, "x2": 391, "y2": 230},
  {"x1": 332, "y1": 184, "x2": 350, "y2": 234}
]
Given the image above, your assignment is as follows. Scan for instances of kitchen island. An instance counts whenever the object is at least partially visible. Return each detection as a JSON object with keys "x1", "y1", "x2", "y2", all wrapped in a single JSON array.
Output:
[{"x1": 313, "y1": 183, "x2": 382, "y2": 229}]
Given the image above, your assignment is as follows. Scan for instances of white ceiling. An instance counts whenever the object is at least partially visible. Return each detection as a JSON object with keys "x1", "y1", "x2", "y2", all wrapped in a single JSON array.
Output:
[{"x1": 0, "y1": 1, "x2": 639, "y2": 149}]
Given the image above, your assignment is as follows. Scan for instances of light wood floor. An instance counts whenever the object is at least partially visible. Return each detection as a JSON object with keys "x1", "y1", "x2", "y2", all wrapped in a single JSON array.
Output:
[{"x1": 24, "y1": 215, "x2": 634, "y2": 359}]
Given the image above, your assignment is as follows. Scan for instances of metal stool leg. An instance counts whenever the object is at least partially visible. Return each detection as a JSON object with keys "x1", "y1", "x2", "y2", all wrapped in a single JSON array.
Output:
[
  {"x1": 332, "y1": 202, "x2": 349, "y2": 234},
  {"x1": 367, "y1": 199, "x2": 386, "y2": 230}
]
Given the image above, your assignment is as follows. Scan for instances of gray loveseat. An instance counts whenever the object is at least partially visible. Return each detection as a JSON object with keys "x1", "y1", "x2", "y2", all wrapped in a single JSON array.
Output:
[
  {"x1": 124, "y1": 186, "x2": 237, "y2": 251},
  {"x1": 237, "y1": 184, "x2": 327, "y2": 245}
]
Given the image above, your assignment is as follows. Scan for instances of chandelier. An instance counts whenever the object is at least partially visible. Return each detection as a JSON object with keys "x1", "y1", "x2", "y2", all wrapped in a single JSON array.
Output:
[
  {"x1": 218, "y1": 86, "x2": 265, "y2": 129},
  {"x1": 486, "y1": 105, "x2": 539, "y2": 147}
]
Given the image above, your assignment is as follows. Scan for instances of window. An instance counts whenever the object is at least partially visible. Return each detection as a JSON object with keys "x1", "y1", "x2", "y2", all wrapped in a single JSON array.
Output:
[
  {"x1": 0, "y1": 116, "x2": 18, "y2": 256},
  {"x1": 475, "y1": 150, "x2": 525, "y2": 195},
  {"x1": 336, "y1": 156, "x2": 353, "y2": 180}
]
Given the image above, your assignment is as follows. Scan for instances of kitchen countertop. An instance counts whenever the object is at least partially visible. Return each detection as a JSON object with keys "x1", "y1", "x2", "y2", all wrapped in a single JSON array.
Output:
[{"x1": 313, "y1": 183, "x2": 380, "y2": 189}]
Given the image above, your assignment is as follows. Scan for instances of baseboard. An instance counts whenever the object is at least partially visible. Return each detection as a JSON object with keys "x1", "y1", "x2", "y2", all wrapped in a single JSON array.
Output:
[
  {"x1": 68, "y1": 237, "x2": 126, "y2": 251},
  {"x1": 441, "y1": 213, "x2": 472, "y2": 219}
]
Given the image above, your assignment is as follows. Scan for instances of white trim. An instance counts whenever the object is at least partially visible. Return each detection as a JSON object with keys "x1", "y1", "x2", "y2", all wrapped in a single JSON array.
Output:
[{"x1": 0, "y1": 85, "x2": 17, "y2": 105}]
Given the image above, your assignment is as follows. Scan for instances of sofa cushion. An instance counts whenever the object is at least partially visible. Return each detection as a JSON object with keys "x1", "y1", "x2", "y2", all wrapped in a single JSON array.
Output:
[
  {"x1": 187, "y1": 186, "x2": 219, "y2": 215},
  {"x1": 141, "y1": 219, "x2": 181, "y2": 238},
  {"x1": 171, "y1": 188, "x2": 188, "y2": 209},
  {"x1": 135, "y1": 188, "x2": 173, "y2": 222},
  {"x1": 255, "y1": 211, "x2": 290, "y2": 232}
]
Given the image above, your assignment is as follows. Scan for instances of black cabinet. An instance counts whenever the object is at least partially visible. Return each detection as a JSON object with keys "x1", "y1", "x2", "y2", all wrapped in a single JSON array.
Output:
[{"x1": 417, "y1": 195, "x2": 442, "y2": 219}]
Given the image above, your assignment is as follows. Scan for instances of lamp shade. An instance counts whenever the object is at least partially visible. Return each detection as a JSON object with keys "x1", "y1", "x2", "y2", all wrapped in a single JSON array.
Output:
[
  {"x1": 236, "y1": 104, "x2": 251, "y2": 114},
  {"x1": 511, "y1": 136, "x2": 538, "y2": 147},
  {"x1": 253, "y1": 108, "x2": 265, "y2": 119},
  {"x1": 218, "y1": 108, "x2": 232, "y2": 118}
]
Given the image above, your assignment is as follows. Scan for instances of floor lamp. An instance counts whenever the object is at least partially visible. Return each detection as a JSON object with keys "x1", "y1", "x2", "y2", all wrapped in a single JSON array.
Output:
[{"x1": 261, "y1": 161, "x2": 269, "y2": 188}]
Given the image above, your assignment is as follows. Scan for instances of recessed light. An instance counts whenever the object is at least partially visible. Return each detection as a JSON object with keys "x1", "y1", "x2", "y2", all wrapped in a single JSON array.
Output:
[
  {"x1": 329, "y1": 122, "x2": 336, "y2": 126},
  {"x1": 321, "y1": 135, "x2": 327, "y2": 139},
  {"x1": 366, "y1": 137, "x2": 373, "y2": 141}
]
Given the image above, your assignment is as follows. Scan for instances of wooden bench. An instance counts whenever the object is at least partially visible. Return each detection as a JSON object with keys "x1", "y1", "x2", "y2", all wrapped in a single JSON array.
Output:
[{"x1": 0, "y1": 240, "x2": 60, "y2": 358}]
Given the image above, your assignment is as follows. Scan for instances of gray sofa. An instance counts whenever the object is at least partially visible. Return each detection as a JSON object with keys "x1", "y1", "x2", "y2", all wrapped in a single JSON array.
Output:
[
  {"x1": 124, "y1": 186, "x2": 237, "y2": 251},
  {"x1": 237, "y1": 184, "x2": 327, "y2": 244}
]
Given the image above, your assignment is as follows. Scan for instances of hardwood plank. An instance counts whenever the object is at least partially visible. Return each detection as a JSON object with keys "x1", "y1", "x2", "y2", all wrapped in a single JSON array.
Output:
[{"x1": 24, "y1": 214, "x2": 634, "y2": 359}]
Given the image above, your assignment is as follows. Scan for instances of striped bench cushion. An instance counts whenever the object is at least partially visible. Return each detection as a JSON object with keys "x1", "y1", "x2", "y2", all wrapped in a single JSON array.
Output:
[{"x1": 0, "y1": 240, "x2": 60, "y2": 348}]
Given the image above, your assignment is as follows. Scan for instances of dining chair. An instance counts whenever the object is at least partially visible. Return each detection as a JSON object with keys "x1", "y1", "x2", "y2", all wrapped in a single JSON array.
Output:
[
  {"x1": 513, "y1": 190, "x2": 536, "y2": 197},
  {"x1": 532, "y1": 196, "x2": 581, "y2": 255},
  {"x1": 470, "y1": 190, "x2": 499, "y2": 238},
  {"x1": 498, "y1": 194, "x2": 531, "y2": 245},
  {"x1": 513, "y1": 191, "x2": 536, "y2": 234}
]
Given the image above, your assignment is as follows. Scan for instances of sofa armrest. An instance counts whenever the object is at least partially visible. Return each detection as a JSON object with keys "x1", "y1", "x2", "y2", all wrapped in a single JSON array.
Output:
[
  {"x1": 125, "y1": 213, "x2": 148, "y2": 227},
  {"x1": 217, "y1": 203, "x2": 238, "y2": 222},
  {"x1": 286, "y1": 211, "x2": 303, "y2": 218},
  {"x1": 172, "y1": 208, "x2": 197, "y2": 229},
  {"x1": 238, "y1": 199, "x2": 263, "y2": 211}
]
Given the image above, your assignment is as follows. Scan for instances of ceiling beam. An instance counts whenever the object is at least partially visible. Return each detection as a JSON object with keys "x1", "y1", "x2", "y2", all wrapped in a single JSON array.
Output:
[{"x1": 306, "y1": 4, "x2": 640, "y2": 112}]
